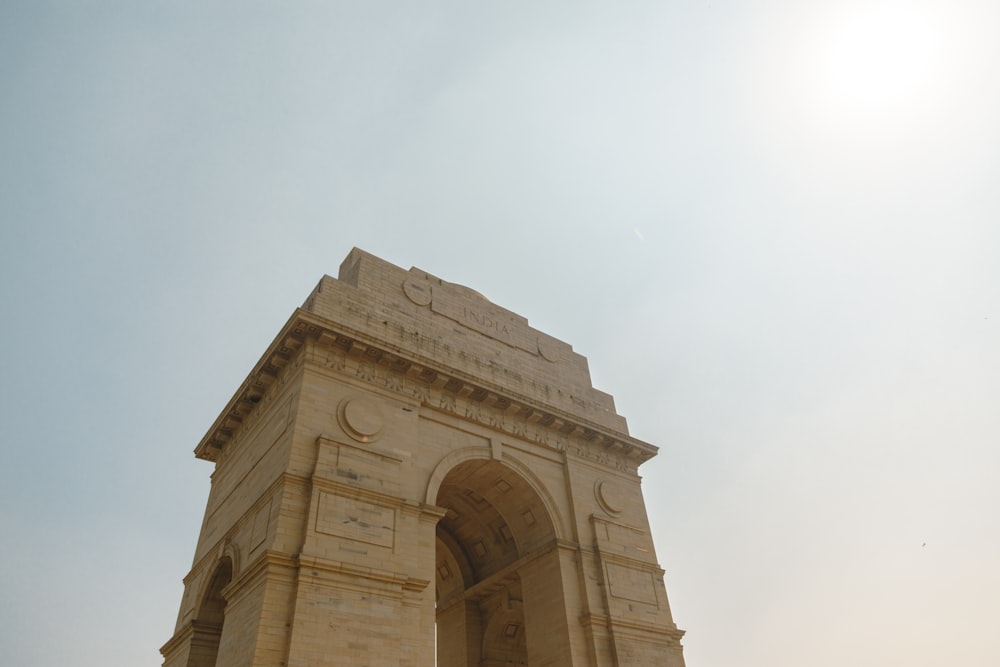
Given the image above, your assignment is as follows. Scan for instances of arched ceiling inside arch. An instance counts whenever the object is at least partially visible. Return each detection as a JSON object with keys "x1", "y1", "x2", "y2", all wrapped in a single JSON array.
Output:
[
  {"x1": 196, "y1": 558, "x2": 233, "y2": 628},
  {"x1": 434, "y1": 459, "x2": 556, "y2": 588}
]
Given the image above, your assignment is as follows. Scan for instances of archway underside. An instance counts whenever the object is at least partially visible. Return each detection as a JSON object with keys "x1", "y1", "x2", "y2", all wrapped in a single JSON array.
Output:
[
  {"x1": 185, "y1": 558, "x2": 232, "y2": 667},
  {"x1": 433, "y1": 459, "x2": 557, "y2": 667}
]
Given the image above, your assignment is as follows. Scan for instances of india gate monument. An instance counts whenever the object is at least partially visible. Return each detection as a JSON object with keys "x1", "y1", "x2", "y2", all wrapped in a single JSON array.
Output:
[{"x1": 161, "y1": 248, "x2": 686, "y2": 666}]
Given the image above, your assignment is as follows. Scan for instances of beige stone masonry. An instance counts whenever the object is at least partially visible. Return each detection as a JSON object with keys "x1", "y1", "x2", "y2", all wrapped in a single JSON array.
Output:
[{"x1": 163, "y1": 248, "x2": 685, "y2": 667}]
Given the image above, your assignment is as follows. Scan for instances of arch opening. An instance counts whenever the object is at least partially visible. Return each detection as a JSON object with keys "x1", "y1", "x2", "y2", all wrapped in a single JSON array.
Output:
[
  {"x1": 186, "y1": 558, "x2": 232, "y2": 667},
  {"x1": 432, "y1": 459, "x2": 557, "y2": 667}
]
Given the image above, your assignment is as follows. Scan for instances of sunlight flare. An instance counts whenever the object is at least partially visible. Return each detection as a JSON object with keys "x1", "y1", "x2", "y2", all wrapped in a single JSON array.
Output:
[{"x1": 818, "y1": 3, "x2": 944, "y2": 117}]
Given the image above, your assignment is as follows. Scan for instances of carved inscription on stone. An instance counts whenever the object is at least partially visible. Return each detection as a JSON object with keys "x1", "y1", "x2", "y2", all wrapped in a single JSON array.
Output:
[
  {"x1": 401, "y1": 276, "x2": 547, "y2": 357},
  {"x1": 456, "y1": 305, "x2": 515, "y2": 342},
  {"x1": 433, "y1": 294, "x2": 526, "y2": 352},
  {"x1": 316, "y1": 340, "x2": 640, "y2": 472},
  {"x1": 316, "y1": 492, "x2": 395, "y2": 549}
]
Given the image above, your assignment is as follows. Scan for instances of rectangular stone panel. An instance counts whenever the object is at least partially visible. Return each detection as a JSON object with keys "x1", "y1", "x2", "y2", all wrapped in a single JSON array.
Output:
[
  {"x1": 315, "y1": 491, "x2": 395, "y2": 549},
  {"x1": 250, "y1": 498, "x2": 271, "y2": 550},
  {"x1": 337, "y1": 443, "x2": 400, "y2": 491},
  {"x1": 315, "y1": 435, "x2": 402, "y2": 495},
  {"x1": 593, "y1": 516, "x2": 655, "y2": 560},
  {"x1": 606, "y1": 562, "x2": 657, "y2": 605}
]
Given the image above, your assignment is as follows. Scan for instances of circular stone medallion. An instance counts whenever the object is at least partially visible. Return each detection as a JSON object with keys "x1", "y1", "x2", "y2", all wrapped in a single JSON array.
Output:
[
  {"x1": 338, "y1": 397, "x2": 385, "y2": 443},
  {"x1": 537, "y1": 337, "x2": 561, "y2": 363},
  {"x1": 402, "y1": 278, "x2": 433, "y2": 306},
  {"x1": 595, "y1": 480, "x2": 624, "y2": 516}
]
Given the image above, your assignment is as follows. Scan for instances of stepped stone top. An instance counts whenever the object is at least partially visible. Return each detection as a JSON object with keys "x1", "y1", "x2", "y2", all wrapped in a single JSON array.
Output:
[
  {"x1": 305, "y1": 248, "x2": 625, "y2": 430},
  {"x1": 196, "y1": 248, "x2": 654, "y2": 462}
]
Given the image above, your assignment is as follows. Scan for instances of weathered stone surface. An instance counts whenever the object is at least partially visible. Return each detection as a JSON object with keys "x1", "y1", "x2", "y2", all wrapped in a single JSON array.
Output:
[{"x1": 162, "y1": 248, "x2": 686, "y2": 667}]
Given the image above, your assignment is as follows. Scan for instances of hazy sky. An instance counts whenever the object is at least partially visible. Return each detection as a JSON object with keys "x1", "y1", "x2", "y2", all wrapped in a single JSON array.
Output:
[{"x1": 1, "y1": 2, "x2": 997, "y2": 666}]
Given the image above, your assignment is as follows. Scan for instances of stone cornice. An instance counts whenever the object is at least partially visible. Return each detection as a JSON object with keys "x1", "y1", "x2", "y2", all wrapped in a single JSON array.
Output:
[
  {"x1": 196, "y1": 310, "x2": 658, "y2": 470},
  {"x1": 160, "y1": 619, "x2": 194, "y2": 658},
  {"x1": 297, "y1": 552, "x2": 430, "y2": 593},
  {"x1": 579, "y1": 613, "x2": 686, "y2": 644}
]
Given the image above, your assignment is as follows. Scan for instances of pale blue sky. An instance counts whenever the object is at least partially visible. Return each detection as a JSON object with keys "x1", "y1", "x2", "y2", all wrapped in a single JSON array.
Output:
[{"x1": 1, "y1": 2, "x2": 998, "y2": 665}]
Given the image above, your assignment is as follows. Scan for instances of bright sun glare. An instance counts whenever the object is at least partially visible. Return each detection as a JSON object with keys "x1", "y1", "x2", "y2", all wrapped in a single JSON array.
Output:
[
  {"x1": 819, "y1": 4, "x2": 943, "y2": 118},
  {"x1": 750, "y1": 2, "x2": 967, "y2": 147}
]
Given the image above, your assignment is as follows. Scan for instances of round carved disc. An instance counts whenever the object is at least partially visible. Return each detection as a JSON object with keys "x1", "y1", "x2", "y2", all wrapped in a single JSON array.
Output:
[
  {"x1": 537, "y1": 336, "x2": 561, "y2": 363},
  {"x1": 402, "y1": 278, "x2": 433, "y2": 306},
  {"x1": 595, "y1": 480, "x2": 624, "y2": 516},
  {"x1": 339, "y1": 398, "x2": 384, "y2": 442}
]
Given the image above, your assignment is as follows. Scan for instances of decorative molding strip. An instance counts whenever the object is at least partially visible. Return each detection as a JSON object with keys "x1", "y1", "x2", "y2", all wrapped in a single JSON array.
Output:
[
  {"x1": 578, "y1": 613, "x2": 686, "y2": 644},
  {"x1": 196, "y1": 310, "x2": 658, "y2": 475},
  {"x1": 297, "y1": 552, "x2": 430, "y2": 593}
]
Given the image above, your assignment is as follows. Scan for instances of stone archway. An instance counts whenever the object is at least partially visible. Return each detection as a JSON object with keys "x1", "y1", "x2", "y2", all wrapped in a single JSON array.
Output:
[
  {"x1": 185, "y1": 557, "x2": 232, "y2": 667},
  {"x1": 162, "y1": 250, "x2": 686, "y2": 667},
  {"x1": 432, "y1": 458, "x2": 558, "y2": 666}
]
